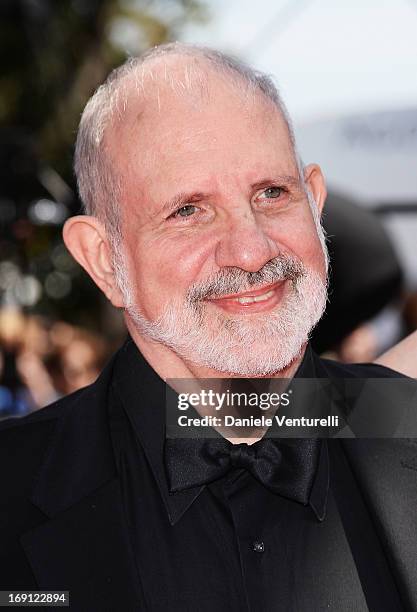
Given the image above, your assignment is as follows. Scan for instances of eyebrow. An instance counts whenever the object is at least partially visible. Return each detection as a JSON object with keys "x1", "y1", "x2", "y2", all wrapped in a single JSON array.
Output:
[
  {"x1": 159, "y1": 175, "x2": 302, "y2": 217},
  {"x1": 251, "y1": 175, "x2": 302, "y2": 191},
  {"x1": 160, "y1": 192, "x2": 209, "y2": 217}
]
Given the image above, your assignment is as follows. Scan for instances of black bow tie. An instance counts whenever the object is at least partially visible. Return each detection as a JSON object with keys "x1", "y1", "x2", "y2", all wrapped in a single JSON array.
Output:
[{"x1": 164, "y1": 436, "x2": 322, "y2": 505}]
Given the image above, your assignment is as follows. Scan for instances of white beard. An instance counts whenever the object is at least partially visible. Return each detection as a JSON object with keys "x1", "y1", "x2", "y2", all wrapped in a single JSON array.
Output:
[{"x1": 117, "y1": 252, "x2": 328, "y2": 376}]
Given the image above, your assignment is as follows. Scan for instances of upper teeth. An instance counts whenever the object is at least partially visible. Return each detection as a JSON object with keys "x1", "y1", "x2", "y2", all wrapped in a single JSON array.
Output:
[{"x1": 233, "y1": 289, "x2": 275, "y2": 304}]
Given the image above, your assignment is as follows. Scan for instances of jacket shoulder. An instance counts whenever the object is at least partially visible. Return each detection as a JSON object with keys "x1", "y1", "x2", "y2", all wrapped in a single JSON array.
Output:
[
  {"x1": 0, "y1": 386, "x2": 95, "y2": 494},
  {"x1": 0, "y1": 388, "x2": 79, "y2": 429},
  {"x1": 317, "y1": 356, "x2": 405, "y2": 379},
  {"x1": 0, "y1": 346, "x2": 119, "y2": 520},
  {"x1": 0, "y1": 343, "x2": 119, "y2": 473}
]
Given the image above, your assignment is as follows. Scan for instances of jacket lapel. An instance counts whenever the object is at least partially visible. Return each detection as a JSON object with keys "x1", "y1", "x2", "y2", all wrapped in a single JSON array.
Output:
[
  {"x1": 21, "y1": 478, "x2": 142, "y2": 609},
  {"x1": 20, "y1": 351, "x2": 143, "y2": 609},
  {"x1": 341, "y1": 437, "x2": 417, "y2": 612},
  {"x1": 312, "y1": 350, "x2": 417, "y2": 610}
]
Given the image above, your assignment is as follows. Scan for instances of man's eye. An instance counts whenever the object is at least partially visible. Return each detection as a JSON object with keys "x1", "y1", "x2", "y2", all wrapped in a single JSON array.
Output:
[
  {"x1": 261, "y1": 186, "x2": 283, "y2": 199},
  {"x1": 172, "y1": 205, "x2": 198, "y2": 218}
]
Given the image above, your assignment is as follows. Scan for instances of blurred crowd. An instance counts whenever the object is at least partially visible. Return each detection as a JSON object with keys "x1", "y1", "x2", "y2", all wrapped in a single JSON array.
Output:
[{"x1": 0, "y1": 307, "x2": 113, "y2": 419}]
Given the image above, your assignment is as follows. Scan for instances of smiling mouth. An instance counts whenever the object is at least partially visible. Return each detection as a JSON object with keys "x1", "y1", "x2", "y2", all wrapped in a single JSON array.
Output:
[
  {"x1": 205, "y1": 281, "x2": 287, "y2": 313},
  {"x1": 230, "y1": 288, "x2": 276, "y2": 305}
]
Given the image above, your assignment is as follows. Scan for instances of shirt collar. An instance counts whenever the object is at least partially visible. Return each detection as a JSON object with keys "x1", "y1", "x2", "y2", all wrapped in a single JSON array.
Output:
[{"x1": 111, "y1": 336, "x2": 329, "y2": 525}]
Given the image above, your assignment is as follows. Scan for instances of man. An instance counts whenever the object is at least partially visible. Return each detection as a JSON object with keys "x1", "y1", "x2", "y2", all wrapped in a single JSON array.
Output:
[{"x1": 0, "y1": 43, "x2": 416, "y2": 611}]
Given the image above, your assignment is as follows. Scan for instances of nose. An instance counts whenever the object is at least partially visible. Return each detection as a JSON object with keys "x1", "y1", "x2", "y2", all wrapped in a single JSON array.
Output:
[{"x1": 214, "y1": 211, "x2": 280, "y2": 272}]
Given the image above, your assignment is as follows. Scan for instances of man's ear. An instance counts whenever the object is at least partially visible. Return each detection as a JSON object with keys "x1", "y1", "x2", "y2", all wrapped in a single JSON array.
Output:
[
  {"x1": 303, "y1": 163, "x2": 327, "y2": 215},
  {"x1": 63, "y1": 215, "x2": 125, "y2": 308}
]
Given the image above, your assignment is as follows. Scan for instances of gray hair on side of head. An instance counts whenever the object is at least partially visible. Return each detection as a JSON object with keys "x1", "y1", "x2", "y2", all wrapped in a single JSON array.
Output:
[{"x1": 74, "y1": 42, "x2": 306, "y2": 248}]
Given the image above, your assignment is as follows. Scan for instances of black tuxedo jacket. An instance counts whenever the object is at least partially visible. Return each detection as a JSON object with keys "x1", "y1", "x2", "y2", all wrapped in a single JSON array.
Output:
[{"x1": 1, "y1": 343, "x2": 417, "y2": 611}]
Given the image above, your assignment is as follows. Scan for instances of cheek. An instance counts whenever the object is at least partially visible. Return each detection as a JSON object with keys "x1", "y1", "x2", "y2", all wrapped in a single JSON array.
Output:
[
  {"x1": 267, "y1": 212, "x2": 325, "y2": 271},
  {"x1": 129, "y1": 233, "x2": 217, "y2": 313}
]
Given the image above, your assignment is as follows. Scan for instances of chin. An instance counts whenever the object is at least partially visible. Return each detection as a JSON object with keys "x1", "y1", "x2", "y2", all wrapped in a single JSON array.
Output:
[{"x1": 183, "y1": 333, "x2": 307, "y2": 377}]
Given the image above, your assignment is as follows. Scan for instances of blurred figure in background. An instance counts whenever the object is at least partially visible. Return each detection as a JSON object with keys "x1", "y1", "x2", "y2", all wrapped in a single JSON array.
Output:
[
  {"x1": 53, "y1": 326, "x2": 108, "y2": 395},
  {"x1": 311, "y1": 193, "x2": 405, "y2": 361},
  {"x1": 0, "y1": 308, "x2": 33, "y2": 417},
  {"x1": 0, "y1": 307, "x2": 110, "y2": 418}
]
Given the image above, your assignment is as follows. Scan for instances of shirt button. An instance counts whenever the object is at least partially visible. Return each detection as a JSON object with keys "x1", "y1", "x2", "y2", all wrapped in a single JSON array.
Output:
[{"x1": 252, "y1": 540, "x2": 265, "y2": 553}]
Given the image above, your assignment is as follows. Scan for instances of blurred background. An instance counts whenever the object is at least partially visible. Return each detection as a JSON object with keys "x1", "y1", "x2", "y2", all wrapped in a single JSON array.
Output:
[{"x1": 1, "y1": 0, "x2": 416, "y2": 417}]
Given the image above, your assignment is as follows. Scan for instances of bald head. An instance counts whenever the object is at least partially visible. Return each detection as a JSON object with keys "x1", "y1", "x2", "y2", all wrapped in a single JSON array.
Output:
[{"x1": 74, "y1": 43, "x2": 302, "y2": 242}]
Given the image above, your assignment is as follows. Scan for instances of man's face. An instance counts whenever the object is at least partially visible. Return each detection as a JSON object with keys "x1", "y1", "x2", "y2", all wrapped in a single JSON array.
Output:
[{"x1": 109, "y1": 72, "x2": 328, "y2": 375}]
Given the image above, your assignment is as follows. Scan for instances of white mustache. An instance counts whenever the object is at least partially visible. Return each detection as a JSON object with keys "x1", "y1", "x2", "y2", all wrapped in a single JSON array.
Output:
[{"x1": 187, "y1": 256, "x2": 305, "y2": 303}]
